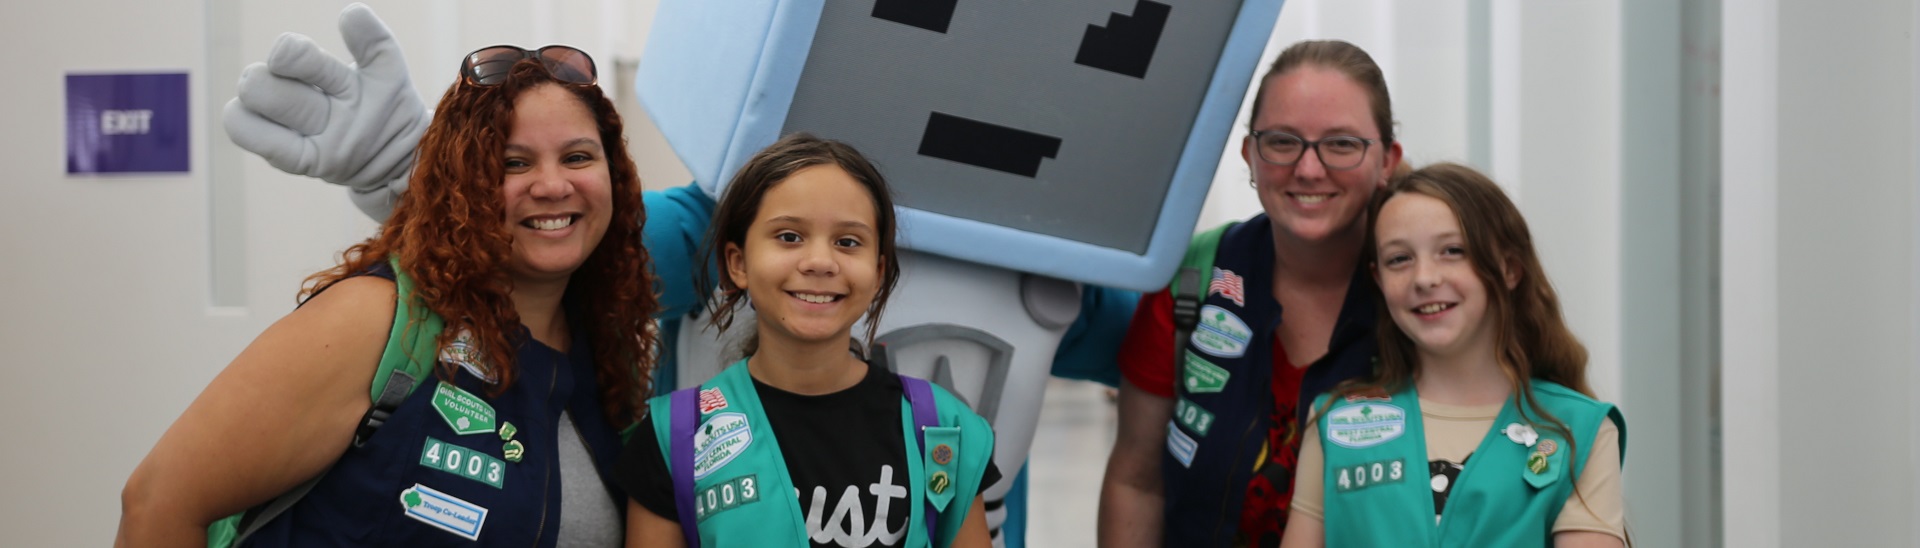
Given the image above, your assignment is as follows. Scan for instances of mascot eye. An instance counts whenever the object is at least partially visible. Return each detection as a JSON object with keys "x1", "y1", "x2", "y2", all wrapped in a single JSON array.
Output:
[{"x1": 1074, "y1": 1, "x2": 1172, "y2": 79}]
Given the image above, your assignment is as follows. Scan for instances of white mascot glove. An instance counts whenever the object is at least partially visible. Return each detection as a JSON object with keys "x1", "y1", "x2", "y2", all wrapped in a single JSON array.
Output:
[{"x1": 221, "y1": 2, "x2": 428, "y2": 221}]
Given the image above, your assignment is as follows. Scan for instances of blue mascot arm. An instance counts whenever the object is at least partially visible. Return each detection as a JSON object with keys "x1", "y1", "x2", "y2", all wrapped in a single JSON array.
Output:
[
  {"x1": 1049, "y1": 285, "x2": 1140, "y2": 387},
  {"x1": 642, "y1": 182, "x2": 718, "y2": 320}
]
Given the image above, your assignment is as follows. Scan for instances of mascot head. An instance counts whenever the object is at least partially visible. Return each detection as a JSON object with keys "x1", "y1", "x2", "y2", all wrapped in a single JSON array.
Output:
[{"x1": 638, "y1": 0, "x2": 1284, "y2": 290}]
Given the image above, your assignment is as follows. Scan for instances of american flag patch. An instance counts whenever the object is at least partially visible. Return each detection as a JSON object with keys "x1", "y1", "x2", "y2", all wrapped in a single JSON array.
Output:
[
  {"x1": 1209, "y1": 267, "x2": 1245, "y2": 307},
  {"x1": 698, "y1": 387, "x2": 728, "y2": 414}
]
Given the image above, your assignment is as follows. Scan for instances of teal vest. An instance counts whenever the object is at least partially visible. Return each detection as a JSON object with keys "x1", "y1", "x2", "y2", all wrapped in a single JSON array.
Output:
[
  {"x1": 1314, "y1": 381, "x2": 1625, "y2": 547},
  {"x1": 648, "y1": 360, "x2": 995, "y2": 547}
]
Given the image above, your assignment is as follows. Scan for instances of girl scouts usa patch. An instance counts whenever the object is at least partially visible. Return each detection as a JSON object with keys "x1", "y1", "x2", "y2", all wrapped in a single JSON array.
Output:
[
  {"x1": 1326, "y1": 403, "x2": 1407, "y2": 448},
  {"x1": 693, "y1": 412, "x2": 752, "y2": 479},
  {"x1": 1190, "y1": 305, "x2": 1252, "y2": 358}
]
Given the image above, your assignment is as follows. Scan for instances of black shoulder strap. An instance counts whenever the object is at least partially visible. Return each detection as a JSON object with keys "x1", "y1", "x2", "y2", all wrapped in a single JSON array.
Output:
[{"x1": 1172, "y1": 223, "x2": 1235, "y2": 376}]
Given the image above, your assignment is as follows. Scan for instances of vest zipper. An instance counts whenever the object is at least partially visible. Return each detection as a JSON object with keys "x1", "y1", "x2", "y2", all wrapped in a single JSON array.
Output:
[{"x1": 530, "y1": 359, "x2": 561, "y2": 545}]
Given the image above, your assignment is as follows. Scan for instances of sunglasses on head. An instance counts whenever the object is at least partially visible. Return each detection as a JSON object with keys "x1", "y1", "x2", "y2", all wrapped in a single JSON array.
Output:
[{"x1": 460, "y1": 44, "x2": 597, "y2": 87}]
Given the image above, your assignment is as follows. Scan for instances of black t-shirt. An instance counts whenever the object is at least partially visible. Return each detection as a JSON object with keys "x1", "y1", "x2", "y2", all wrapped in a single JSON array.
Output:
[{"x1": 615, "y1": 363, "x2": 1001, "y2": 548}]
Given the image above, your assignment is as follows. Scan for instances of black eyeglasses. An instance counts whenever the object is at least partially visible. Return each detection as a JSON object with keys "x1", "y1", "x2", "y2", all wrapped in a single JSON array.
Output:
[
  {"x1": 461, "y1": 44, "x2": 597, "y2": 87},
  {"x1": 1248, "y1": 130, "x2": 1377, "y2": 170}
]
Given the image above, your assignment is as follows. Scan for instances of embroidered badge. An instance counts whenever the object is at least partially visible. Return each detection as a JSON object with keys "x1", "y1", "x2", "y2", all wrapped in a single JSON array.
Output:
[
  {"x1": 1523, "y1": 438, "x2": 1562, "y2": 487},
  {"x1": 1535, "y1": 439, "x2": 1558, "y2": 457},
  {"x1": 1165, "y1": 420, "x2": 1198, "y2": 468},
  {"x1": 438, "y1": 329, "x2": 496, "y2": 384},
  {"x1": 1334, "y1": 458, "x2": 1406, "y2": 493},
  {"x1": 1190, "y1": 305, "x2": 1252, "y2": 358},
  {"x1": 419, "y1": 437, "x2": 505, "y2": 488},
  {"x1": 1174, "y1": 397, "x2": 1216, "y2": 436},
  {"x1": 698, "y1": 387, "x2": 729, "y2": 414},
  {"x1": 1181, "y1": 352, "x2": 1230, "y2": 393},
  {"x1": 431, "y1": 383, "x2": 497, "y2": 436},
  {"x1": 693, "y1": 475, "x2": 761, "y2": 523},
  {"x1": 928, "y1": 471, "x2": 951, "y2": 495},
  {"x1": 932, "y1": 444, "x2": 954, "y2": 466},
  {"x1": 1325, "y1": 403, "x2": 1407, "y2": 448},
  {"x1": 693, "y1": 412, "x2": 752, "y2": 479},
  {"x1": 399, "y1": 483, "x2": 488, "y2": 540},
  {"x1": 1343, "y1": 387, "x2": 1392, "y2": 403},
  {"x1": 501, "y1": 440, "x2": 525, "y2": 463},
  {"x1": 1208, "y1": 267, "x2": 1246, "y2": 307}
]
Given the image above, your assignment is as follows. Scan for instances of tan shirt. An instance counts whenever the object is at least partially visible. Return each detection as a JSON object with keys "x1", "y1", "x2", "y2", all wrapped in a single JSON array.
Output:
[{"x1": 1291, "y1": 399, "x2": 1625, "y2": 541}]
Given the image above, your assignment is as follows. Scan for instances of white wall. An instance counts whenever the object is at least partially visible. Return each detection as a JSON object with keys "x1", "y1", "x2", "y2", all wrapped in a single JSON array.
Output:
[{"x1": 1722, "y1": 0, "x2": 1919, "y2": 545}]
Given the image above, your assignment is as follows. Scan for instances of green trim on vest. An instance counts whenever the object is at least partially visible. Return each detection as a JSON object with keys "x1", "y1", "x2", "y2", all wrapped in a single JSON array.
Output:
[
  {"x1": 1313, "y1": 381, "x2": 1625, "y2": 547},
  {"x1": 206, "y1": 257, "x2": 447, "y2": 548},
  {"x1": 649, "y1": 360, "x2": 995, "y2": 547}
]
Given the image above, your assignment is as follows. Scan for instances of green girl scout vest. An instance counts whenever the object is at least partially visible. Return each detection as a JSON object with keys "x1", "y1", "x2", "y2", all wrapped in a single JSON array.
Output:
[
  {"x1": 1313, "y1": 381, "x2": 1626, "y2": 547},
  {"x1": 648, "y1": 360, "x2": 995, "y2": 547}
]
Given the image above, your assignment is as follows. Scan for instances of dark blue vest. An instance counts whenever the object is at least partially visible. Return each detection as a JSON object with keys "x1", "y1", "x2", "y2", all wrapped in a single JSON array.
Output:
[
  {"x1": 1159, "y1": 215, "x2": 1377, "y2": 546},
  {"x1": 242, "y1": 269, "x2": 627, "y2": 546}
]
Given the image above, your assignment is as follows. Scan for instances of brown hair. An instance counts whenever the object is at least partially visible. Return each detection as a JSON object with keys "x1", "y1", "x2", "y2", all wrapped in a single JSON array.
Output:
[
  {"x1": 1249, "y1": 40, "x2": 1397, "y2": 144},
  {"x1": 1340, "y1": 162, "x2": 1593, "y2": 461},
  {"x1": 301, "y1": 58, "x2": 658, "y2": 428},
  {"x1": 1362, "y1": 162, "x2": 1615, "y2": 537},
  {"x1": 698, "y1": 133, "x2": 903, "y2": 355}
]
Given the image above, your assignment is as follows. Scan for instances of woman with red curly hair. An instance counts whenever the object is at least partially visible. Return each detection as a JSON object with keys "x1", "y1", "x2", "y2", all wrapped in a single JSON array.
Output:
[{"x1": 118, "y1": 45, "x2": 657, "y2": 546}]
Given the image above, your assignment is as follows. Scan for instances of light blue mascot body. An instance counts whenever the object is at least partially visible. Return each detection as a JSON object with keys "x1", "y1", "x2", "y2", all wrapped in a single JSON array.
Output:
[{"x1": 223, "y1": 2, "x2": 1285, "y2": 545}]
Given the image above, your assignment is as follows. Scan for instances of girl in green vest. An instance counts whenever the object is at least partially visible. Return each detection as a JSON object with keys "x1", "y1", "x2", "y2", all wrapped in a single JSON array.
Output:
[
  {"x1": 1281, "y1": 163, "x2": 1628, "y2": 547},
  {"x1": 615, "y1": 133, "x2": 999, "y2": 548}
]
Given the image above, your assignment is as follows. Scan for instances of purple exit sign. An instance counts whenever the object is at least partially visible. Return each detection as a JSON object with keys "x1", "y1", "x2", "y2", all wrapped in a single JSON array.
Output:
[{"x1": 66, "y1": 72, "x2": 190, "y2": 174}]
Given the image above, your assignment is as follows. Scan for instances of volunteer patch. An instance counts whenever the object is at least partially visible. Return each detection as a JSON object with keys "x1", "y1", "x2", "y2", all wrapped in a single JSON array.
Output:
[
  {"x1": 432, "y1": 383, "x2": 497, "y2": 436},
  {"x1": 694, "y1": 474, "x2": 761, "y2": 523},
  {"x1": 698, "y1": 387, "x2": 728, "y2": 414},
  {"x1": 399, "y1": 483, "x2": 488, "y2": 540},
  {"x1": 1165, "y1": 420, "x2": 1197, "y2": 468},
  {"x1": 1190, "y1": 305, "x2": 1251, "y2": 358},
  {"x1": 1325, "y1": 403, "x2": 1406, "y2": 448},
  {"x1": 1181, "y1": 352, "x2": 1230, "y2": 393},
  {"x1": 693, "y1": 412, "x2": 752, "y2": 479}
]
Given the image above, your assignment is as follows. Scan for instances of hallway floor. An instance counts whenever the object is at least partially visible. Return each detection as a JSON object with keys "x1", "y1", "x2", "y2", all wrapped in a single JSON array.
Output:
[{"x1": 1023, "y1": 379, "x2": 1119, "y2": 547}]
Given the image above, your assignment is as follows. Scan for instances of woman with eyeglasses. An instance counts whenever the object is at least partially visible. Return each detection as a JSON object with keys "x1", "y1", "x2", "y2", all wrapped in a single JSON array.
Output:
[
  {"x1": 117, "y1": 45, "x2": 656, "y2": 546},
  {"x1": 1098, "y1": 40, "x2": 1404, "y2": 547}
]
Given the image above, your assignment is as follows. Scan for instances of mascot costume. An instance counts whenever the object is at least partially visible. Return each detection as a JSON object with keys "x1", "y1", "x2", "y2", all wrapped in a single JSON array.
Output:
[{"x1": 222, "y1": 1, "x2": 1284, "y2": 544}]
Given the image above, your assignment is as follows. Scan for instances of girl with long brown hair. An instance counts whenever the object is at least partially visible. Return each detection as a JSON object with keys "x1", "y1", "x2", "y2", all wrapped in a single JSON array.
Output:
[
  {"x1": 119, "y1": 45, "x2": 656, "y2": 546},
  {"x1": 1281, "y1": 163, "x2": 1626, "y2": 547}
]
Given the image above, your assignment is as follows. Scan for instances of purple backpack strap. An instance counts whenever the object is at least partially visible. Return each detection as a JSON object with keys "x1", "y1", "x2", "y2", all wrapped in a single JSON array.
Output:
[
  {"x1": 899, "y1": 376, "x2": 941, "y2": 545},
  {"x1": 668, "y1": 387, "x2": 702, "y2": 548}
]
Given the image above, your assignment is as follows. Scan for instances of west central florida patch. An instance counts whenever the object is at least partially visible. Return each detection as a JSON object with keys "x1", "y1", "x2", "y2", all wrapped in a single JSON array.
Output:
[
  {"x1": 1190, "y1": 305, "x2": 1251, "y2": 358},
  {"x1": 693, "y1": 412, "x2": 752, "y2": 480},
  {"x1": 1325, "y1": 403, "x2": 1407, "y2": 448}
]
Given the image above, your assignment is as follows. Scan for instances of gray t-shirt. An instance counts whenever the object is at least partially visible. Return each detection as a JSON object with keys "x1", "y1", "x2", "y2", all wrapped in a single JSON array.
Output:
[{"x1": 556, "y1": 411, "x2": 622, "y2": 547}]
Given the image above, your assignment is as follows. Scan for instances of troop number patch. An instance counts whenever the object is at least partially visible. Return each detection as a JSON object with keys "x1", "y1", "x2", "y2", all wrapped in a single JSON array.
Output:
[
  {"x1": 1334, "y1": 458, "x2": 1405, "y2": 493},
  {"x1": 420, "y1": 437, "x2": 505, "y2": 488},
  {"x1": 694, "y1": 474, "x2": 761, "y2": 522}
]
